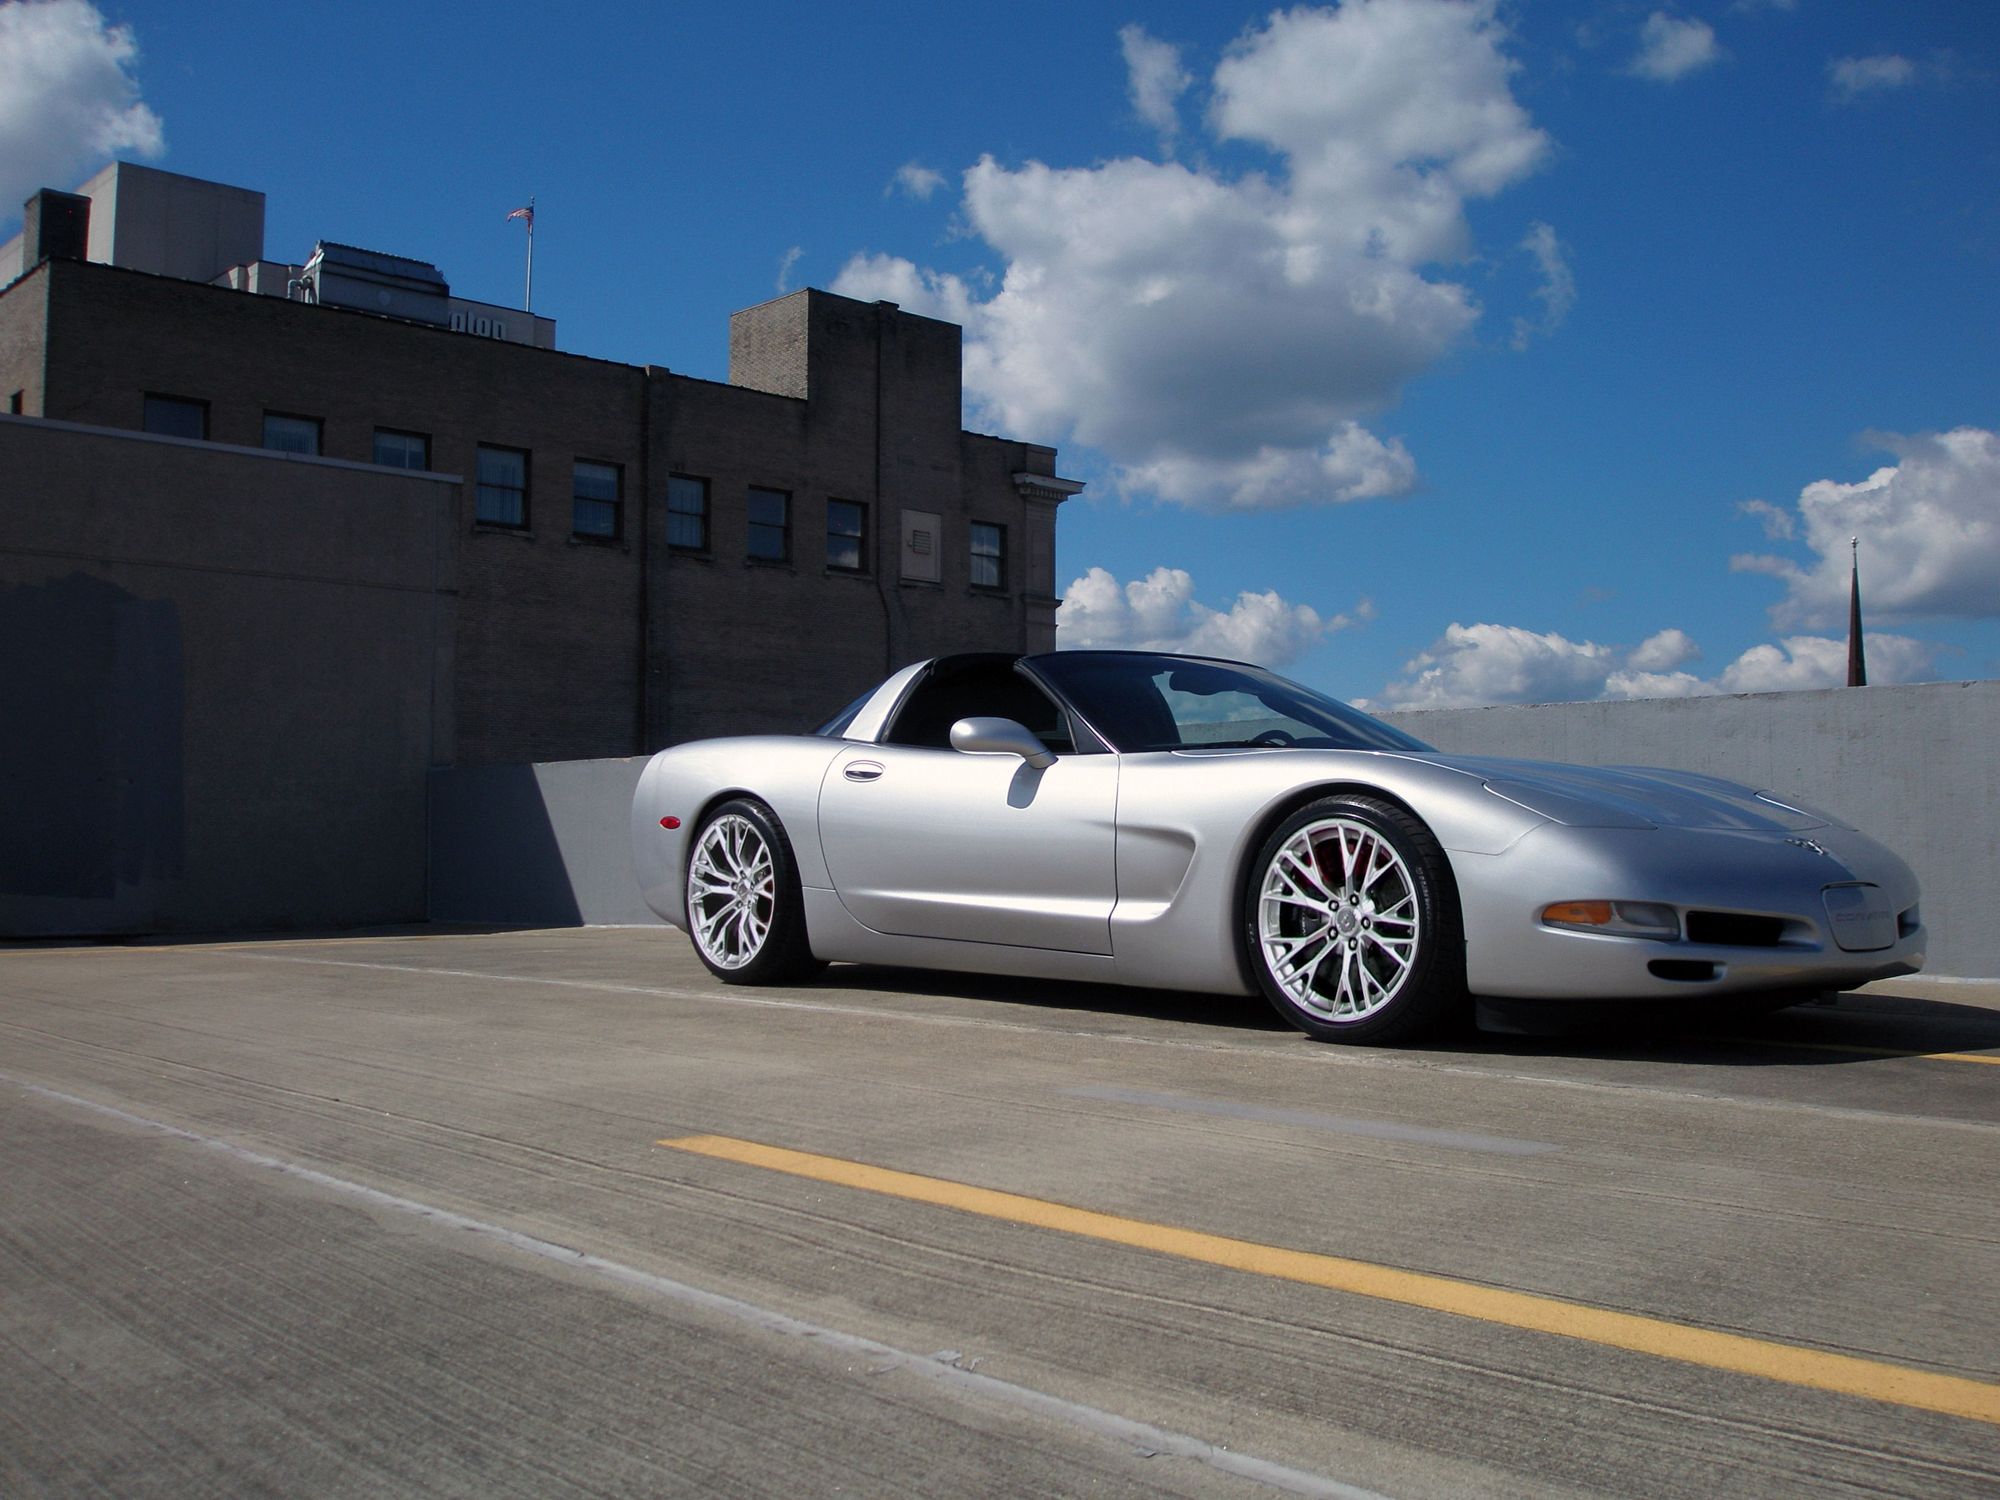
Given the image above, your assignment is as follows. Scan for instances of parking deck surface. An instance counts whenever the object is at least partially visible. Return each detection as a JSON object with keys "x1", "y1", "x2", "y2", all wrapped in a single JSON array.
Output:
[{"x1": 4, "y1": 928, "x2": 1998, "y2": 1497}]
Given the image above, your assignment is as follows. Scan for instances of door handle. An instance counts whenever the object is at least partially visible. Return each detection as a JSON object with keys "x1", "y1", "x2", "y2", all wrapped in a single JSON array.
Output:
[{"x1": 844, "y1": 762, "x2": 884, "y2": 782}]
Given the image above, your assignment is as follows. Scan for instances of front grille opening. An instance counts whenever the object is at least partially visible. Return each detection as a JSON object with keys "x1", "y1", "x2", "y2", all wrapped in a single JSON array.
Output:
[
  {"x1": 1684, "y1": 911, "x2": 1788, "y2": 947},
  {"x1": 1649, "y1": 959, "x2": 1721, "y2": 982}
]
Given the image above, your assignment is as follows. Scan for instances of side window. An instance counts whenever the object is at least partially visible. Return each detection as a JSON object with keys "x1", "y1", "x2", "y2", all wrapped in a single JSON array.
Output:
[
  {"x1": 666, "y1": 474, "x2": 709, "y2": 551},
  {"x1": 374, "y1": 428, "x2": 430, "y2": 470},
  {"x1": 885, "y1": 662, "x2": 1075, "y2": 754},
  {"x1": 747, "y1": 486, "x2": 790, "y2": 562},
  {"x1": 476, "y1": 444, "x2": 529, "y2": 528},
  {"x1": 143, "y1": 393, "x2": 207, "y2": 440},
  {"x1": 827, "y1": 499, "x2": 867, "y2": 572},
  {"x1": 572, "y1": 459, "x2": 621, "y2": 540},
  {"x1": 970, "y1": 522, "x2": 1006, "y2": 589},
  {"x1": 263, "y1": 412, "x2": 321, "y2": 455}
]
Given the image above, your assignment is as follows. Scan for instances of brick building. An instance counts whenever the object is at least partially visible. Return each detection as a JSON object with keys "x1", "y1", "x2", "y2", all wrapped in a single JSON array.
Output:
[
  {"x1": 1, "y1": 165, "x2": 1082, "y2": 768},
  {"x1": 1, "y1": 165, "x2": 1080, "y2": 934}
]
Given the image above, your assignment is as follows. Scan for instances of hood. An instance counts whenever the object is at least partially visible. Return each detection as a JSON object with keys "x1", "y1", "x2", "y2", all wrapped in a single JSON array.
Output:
[{"x1": 1419, "y1": 755, "x2": 1842, "y2": 832}]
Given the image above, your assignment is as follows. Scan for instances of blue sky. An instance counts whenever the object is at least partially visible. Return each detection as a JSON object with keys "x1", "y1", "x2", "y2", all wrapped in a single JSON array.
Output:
[{"x1": 5, "y1": 0, "x2": 1995, "y2": 706}]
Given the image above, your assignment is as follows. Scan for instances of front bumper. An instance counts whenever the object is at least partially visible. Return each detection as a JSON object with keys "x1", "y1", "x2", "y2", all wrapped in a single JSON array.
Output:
[{"x1": 1457, "y1": 823, "x2": 1925, "y2": 1001}]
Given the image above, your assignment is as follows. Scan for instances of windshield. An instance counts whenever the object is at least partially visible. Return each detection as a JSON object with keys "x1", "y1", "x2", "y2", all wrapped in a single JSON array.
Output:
[{"x1": 1028, "y1": 652, "x2": 1431, "y2": 754}]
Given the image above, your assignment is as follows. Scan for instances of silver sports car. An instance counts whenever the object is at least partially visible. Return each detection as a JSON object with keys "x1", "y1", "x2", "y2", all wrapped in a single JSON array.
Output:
[{"x1": 631, "y1": 650, "x2": 1924, "y2": 1043}]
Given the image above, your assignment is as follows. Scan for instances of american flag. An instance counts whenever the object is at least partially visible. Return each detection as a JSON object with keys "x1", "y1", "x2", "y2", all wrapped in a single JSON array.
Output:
[{"x1": 507, "y1": 205, "x2": 534, "y2": 227}]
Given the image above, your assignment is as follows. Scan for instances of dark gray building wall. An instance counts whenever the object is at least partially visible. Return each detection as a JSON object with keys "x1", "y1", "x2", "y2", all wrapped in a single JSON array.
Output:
[
  {"x1": 3, "y1": 261, "x2": 1077, "y2": 767},
  {"x1": 19, "y1": 257, "x2": 648, "y2": 767},
  {"x1": 0, "y1": 266, "x2": 47, "y2": 412},
  {"x1": 0, "y1": 416, "x2": 457, "y2": 934},
  {"x1": 1378, "y1": 683, "x2": 2000, "y2": 979}
]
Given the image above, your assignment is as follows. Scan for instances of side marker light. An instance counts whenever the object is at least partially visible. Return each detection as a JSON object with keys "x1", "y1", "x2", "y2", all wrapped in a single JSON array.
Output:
[
  {"x1": 660, "y1": 816, "x2": 681, "y2": 830},
  {"x1": 1542, "y1": 900, "x2": 1679, "y2": 940}
]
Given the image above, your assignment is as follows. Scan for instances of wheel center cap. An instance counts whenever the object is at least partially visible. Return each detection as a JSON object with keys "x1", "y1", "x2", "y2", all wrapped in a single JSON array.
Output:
[{"x1": 1334, "y1": 908, "x2": 1361, "y2": 936}]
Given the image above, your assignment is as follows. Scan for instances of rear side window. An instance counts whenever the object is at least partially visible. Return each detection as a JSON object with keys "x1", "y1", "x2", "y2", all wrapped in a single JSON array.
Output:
[{"x1": 884, "y1": 659, "x2": 1074, "y2": 754}]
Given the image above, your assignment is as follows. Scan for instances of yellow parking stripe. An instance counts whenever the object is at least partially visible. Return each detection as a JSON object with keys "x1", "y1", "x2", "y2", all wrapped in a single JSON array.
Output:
[
  {"x1": 660, "y1": 1133, "x2": 2000, "y2": 1427},
  {"x1": 1771, "y1": 1041, "x2": 1999, "y2": 1066},
  {"x1": 1686, "y1": 1035, "x2": 2000, "y2": 1066}
]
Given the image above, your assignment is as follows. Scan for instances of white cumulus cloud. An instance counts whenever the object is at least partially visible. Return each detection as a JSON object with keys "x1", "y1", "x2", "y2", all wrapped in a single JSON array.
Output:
[
  {"x1": 1716, "y1": 634, "x2": 1934, "y2": 693},
  {"x1": 1511, "y1": 220, "x2": 1575, "y2": 349},
  {"x1": 835, "y1": 1, "x2": 1551, "y2": 512},
  {"x1": 1376, "y1": 622, "x2": 1621, "y2": 709},
  {"x1": 1731, "y1": 426, "x2": 2000, "y2": 629},
  {"x1": 1118, "y1": 421, "x2": 1417, "y2": 511},
  {"x1": 1829, "y1": 54, "x2": 1917, "y2": 102},
  {"x1": 0, "y1": 0, "x2": 162, "y2": 212},
  {"x1": 1630, "y1": 13, "x2": 1722, "y2": 82},
  {"x1": 1737, "y1": 497, "x2": 1797, "y2": 540},
  {"x1": 1376, "y1": 619, "x2": 1939, "y2": 708},
  {"x1": 830, "y1": 250, "x2": 980, "y2": 327},
  {"x1": 1626, "y1": 627, "x2": 1700, "y2": 673},
  {"x1": 1056, "y1": 566, "x2": 1371, "y2": 668},
  {"x1": 1119, "y1": 23, "x2": 1192, "y2": 150},
  {"x1": 889, "y1": 162, "x2": 947, "y2": 200},
  {"x1": 775, "y1": 245, "x2": 803, "y2": 293}
]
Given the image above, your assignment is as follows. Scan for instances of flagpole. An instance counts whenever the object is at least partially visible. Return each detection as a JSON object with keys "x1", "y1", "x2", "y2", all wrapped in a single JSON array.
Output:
[{"x1": 524, "y1": 195, "x2": 535, "y2": 313}]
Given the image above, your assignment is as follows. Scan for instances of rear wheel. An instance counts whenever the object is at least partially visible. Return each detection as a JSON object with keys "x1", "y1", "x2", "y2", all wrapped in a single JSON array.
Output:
[
  {"x1": 686, "y1": 799, "x2": 818, "y2": 984},
  {"x1": 1244, "y1": 795, "x2": 1467, "y2": 1044}
]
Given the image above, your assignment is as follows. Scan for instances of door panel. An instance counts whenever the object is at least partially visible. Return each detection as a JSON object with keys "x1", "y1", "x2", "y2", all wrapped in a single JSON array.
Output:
[{"x1": 818, "y1": 745, "x2": 1118, "y2": 954}]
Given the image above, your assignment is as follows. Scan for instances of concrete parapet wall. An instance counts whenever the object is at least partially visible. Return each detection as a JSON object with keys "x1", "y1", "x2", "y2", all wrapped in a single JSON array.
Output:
[
  {"x1": 429, "y1": 758, "x2": 659, "y2": 927},
  {"x1": 428, "y1": 681, "x2": 1997, "y2": 978}
]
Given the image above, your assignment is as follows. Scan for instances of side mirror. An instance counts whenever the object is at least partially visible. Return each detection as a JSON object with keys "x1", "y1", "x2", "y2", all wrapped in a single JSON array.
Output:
[{"x1": 950, "y1": 716, "x2": 1056, "y2": 770}]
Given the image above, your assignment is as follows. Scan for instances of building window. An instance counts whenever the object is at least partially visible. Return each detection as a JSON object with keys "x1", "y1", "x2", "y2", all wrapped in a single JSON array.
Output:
[
  {"x1": 748, "y1": 486, "x2": 790, "y2": 562},
  {"x1": 573, "y1": 460, "x2": 621, "y2": 540},
  {"x1": 476, "y1": 444, "x2": 529, "y2": 528},
  {"x1": 263, "y1": 412, "x2": 321, "y2": 455},
  {"x1": 373, "y1": 428, "x2": 430, "y2": 470},
  {"x1": 826, "y1": 499, "x2": 867, "y2": 572},
  {"x1": 666, "y1": 474, "x2": 708, "y2": 551},
  {"x1": 143, "y1": 394, "x2": 207, "y2": 440},
  {"x1": 971, "y1": 522, "x2": 1006, "y2": 589}
]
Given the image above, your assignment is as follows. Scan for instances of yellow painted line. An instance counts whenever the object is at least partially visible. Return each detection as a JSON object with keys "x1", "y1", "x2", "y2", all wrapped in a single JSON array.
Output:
[
  {"x1": 660, "y1": 1132, "x2": 2000, "y2": 1427},
  {"x1": 1783, "y1": 1041, "x2": 2000, "y2": 1066},
  {"x1": 1687, "y1": 1035, "x2": 2000, "y2": 1066}
]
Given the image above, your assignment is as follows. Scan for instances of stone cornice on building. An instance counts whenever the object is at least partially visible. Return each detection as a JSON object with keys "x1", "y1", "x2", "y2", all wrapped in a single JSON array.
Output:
[{"x1": 1012, "y1": 472, "x2": 1086, "y2": 505}]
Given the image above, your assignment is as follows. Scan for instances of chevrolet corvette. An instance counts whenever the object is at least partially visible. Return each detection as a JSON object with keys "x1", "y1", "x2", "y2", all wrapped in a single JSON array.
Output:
[{"x1": 631, "y1": 650, "x2": 1924, "y2": 1043}]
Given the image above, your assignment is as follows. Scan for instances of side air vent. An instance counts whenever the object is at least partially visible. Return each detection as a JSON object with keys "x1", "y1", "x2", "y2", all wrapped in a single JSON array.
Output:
[{"x1": 1648, "y1": 959, "x2": 1721, "y2": 983}]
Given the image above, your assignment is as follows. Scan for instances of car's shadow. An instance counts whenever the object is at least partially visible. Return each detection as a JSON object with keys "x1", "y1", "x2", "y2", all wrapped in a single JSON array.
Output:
[
  {"x1": 805, "y1": 965, "x2": 2000, "y2": 1067},
  {"x1": 1461, "y1": 990, "x2": 2000, "y2": 1068},
  {"x1": 807, "y1": 963, "x2": 1296, "y2": 1033}
]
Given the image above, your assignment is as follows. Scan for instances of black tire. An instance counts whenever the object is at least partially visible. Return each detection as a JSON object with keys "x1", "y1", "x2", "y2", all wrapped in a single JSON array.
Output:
[
  {"x1": 1242, "y1": 794, "x2": 1467, "y2": 1044},
  {"x1": 684, "y1": 798, "x2": 819, "y2": 984}
]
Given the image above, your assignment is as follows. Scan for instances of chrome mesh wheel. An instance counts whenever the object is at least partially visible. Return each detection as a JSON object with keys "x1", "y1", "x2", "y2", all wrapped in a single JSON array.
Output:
[
  {"x1": 688, "y1": 813, "x2": 776, "y2": 970},
  {"x1": 1257, "y1": 815, "x2": 1421, "y2": 1022}
]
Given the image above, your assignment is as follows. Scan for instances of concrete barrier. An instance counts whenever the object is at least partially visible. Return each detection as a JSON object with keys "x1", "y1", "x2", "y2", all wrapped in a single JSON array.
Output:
[
  {"x1": 427, "y1": 681, "x2": 1998, "y2": 978},
  {"x1": 429, "y1": 758, "x2": 659, "y2": 927}
]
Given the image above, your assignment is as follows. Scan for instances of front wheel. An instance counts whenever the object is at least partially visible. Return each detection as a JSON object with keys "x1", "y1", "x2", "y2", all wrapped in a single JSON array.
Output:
[
  {"x1": 686, "y1": 799, "x2": 818, "y2": 984},
  {"x1": 1244, "y1": 795, "x2": 1467, "y2": 1044}
]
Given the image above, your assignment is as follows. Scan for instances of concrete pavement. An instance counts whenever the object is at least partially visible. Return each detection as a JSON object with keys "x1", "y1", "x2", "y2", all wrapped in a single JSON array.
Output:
[{"x1": 4, "y1": 928, "x2": 1996, "y2": 1497}]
